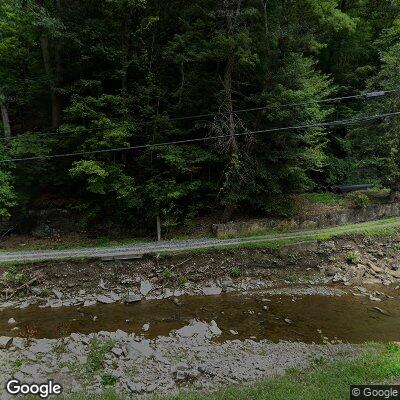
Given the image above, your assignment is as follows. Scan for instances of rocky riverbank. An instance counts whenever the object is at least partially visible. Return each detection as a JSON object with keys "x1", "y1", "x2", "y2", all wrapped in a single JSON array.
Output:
[
  {"x1": 1, "y1": 234, "x2": 400, "y2": 311},
  {"x1": 0, "y1": 234, "x2": 399, "y2": 397},
  {"x1": 0, "y1": 320, "x2": 360, "y2": 399}
]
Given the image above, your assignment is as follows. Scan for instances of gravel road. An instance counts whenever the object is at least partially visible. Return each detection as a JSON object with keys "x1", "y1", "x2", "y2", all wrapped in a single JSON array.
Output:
[{"x1": 0, "y1": 218, "x2": 399, "y2": 263}]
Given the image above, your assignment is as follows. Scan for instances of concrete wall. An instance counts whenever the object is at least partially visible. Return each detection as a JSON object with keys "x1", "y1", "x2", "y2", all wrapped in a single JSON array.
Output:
[{"x1": 212, "y1": 202, "x2": 400, "y2": 238}]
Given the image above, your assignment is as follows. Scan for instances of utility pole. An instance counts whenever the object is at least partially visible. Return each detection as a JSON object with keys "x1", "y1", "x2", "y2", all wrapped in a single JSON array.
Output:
[{"x1": 156, "y1": 214, "x2": 161, "y2": 241}]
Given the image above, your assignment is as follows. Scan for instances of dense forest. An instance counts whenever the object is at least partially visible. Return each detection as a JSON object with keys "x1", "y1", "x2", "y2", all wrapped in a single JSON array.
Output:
[{"x1": 1, "y1": 0, "x2": 400, "y2": 232}]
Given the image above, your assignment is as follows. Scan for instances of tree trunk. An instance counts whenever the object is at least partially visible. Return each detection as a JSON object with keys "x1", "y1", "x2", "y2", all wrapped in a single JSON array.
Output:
[
  {"x1": 40, "y1": 34, "x2": 61, "y2": 128},
  {"x1": 0, "y1": 98, "x2": 11, "y2": 142},
  {"x1": 156, "y1": 214, "x2": 161, "y2": 241},
  {"x1": 224, "y1": 54, "x2": 238, "y2": 155},
  {"x1": 221, "y1": 0, "x2": 242, "y2": 221}
]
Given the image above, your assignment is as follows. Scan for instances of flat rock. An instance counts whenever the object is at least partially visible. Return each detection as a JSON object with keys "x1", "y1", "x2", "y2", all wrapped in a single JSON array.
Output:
[
  {"x1": 202, "y1": 286, "x2": 222, "y2": 296},
  {"x1": 52, "y1": 289, "x2": 63, "y2": 299},
  {"x1": 0, "y1": 336, "x2": 13, "y2": 349},
  {"x1": 128, "y1": 340, "x2": 153, "y2": 357},
  {"x1": 84, "y1": 299, "x2": 96, "y2": 307},
  {"x1": 99, "y1": 278, "x2": 107, "y2": 290},
  {"x1": 126, "y1": 380, "x2": 145, "y2": 393},
  {"x1": 124, "y1": 293, "x2": 142, "y2": 303},
  {"x1": 29, "y1": 339, "x2": 54, "y2": 354},
  {"x1": 175, "y1": 320, "x2": 211, "y2": 339},
  {"x1": 49, "y1": 299, "x2": 63, "y2": 308},
  {"x1": 97, "y1": 295, "x2": 115, "y2": 304},
  {"x1": 19, "y1": 300, "x2": 30, "y2": 309},
  {"x1": 140, "y1": 280, "x2": 153, "y2": 296},
  {"x1": 112, "y1": 347, "x2": 123, "y2": 356},
  {"x1": 369, "y1": 295, "x2": 382, "y2": 302},
  {"x1": 209, "y1": 320, "x2": 222, "y2": 337},
  {"x1": 387, "y1": 269, "x2": 400, "y2": 279}
]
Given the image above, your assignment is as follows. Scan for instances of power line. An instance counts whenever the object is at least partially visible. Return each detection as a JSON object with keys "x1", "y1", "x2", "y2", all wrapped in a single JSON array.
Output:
[
  {"x1": 1, "y1": 110, "x2": 399, "y2": 164},
  {"x1": 2, "y1": 88, "x2": 399, "y2": 143}
]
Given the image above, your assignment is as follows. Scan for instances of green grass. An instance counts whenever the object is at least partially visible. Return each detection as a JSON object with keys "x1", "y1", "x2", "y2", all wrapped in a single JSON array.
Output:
[
  {"x1": 301, "y1": 192, "x2": 345, "y2": 205},
  {"x1": 86, "y1": 337, "x2": 115, "y2": 373},
  {"x1": 0, "y1": 256, "x2": 96, "y2": 267},
  {"x1": 162, "y1": 217, "x2": 400, "y2": 256},
  {"x1": 0, "y1": 236, "x2": 150, "y2": 253},
  {"x1": 51, "y1": 343, "x2": 400, "y2": 400}
]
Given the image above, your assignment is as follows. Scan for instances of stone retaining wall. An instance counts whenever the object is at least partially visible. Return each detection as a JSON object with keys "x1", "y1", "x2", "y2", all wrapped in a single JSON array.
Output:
[
  {"x1": 212, "y1": 202, "x2": 400, "y2": 238},
  {"x1": 30, "y1": 209, "x2": 80, "y2": 238},
  {"x1": 0, "y1": 216, "x2": 11, "y2": 234}
]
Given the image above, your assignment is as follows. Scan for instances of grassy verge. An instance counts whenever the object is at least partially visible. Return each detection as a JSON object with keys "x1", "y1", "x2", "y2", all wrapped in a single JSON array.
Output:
[
  {"x1": 163, "y1": 217, "x2": 400, "y2": 256},
  {"x1": 53, "y1": 342, "x2": 400, "y2": 400},
  {"x1": 300, "y1": 192, "x2": 345, "y2": 205},
  {"x1": 0, "y1": 237, "x2": 151, "y2": 253}
]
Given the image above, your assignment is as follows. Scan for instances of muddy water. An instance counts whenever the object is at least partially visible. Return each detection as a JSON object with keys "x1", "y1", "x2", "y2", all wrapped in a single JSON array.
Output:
[{"x1": 1, "y1": 290, "x2": 400, "y2": 343}]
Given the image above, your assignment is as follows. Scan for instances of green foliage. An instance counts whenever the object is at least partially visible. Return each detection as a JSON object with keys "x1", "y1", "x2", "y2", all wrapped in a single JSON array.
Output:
[
  {"x1": 346, "y1": 251, "x2": 361, "y2": 265},
  {"x1": 301, "y1": 193, "x2": 344, "y2": 205},
  {"x1": 1, "y1": 0, "x2": 400, "y2": 229},
  {"x1": 0, "y1": 170, "x2": 16, "y2": 216},
  {"x1": 230, "y1": 266, "x2": 242, "y2": 278},
  {"x1": 1, "y1": 266, "x2": 29, "y2": 285},
  {"x1": 86, "y1": 338, "x2": 114, "y2": 373},
  {"x1": 101, "y1": 373, "x2": 118, "y2": 387},
  {"x1": 346, "y1": 191, "x2": 370, "y2": 209}
]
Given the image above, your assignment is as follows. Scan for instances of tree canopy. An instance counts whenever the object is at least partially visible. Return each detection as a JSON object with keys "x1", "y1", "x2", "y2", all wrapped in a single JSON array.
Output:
[{"x1": 0, "y1": 0, "x2": 399, "y2": 231}]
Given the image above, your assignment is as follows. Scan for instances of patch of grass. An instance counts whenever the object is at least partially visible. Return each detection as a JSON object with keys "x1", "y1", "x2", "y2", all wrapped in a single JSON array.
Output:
[
  {"x1": 0, "y1": 237, "x2": 150, "y2": 253},
  {"x1": 162, "y1": 268, "x2": 174, "y2": 281},
  {"x1": 101, "y1": 373, "x2": 118, "y2": 387},
  {"x1": 285, "y1": 275, "x2": 300, "y2": 283},
  {"x1": 363, "y1": 227, "x2": 397, "y2": 237},
  {"x1": 302, "y1": 193, "x2": 345, "y2": 205},
  {"x1": 1, "y1": 266, "x2": 30, "y2": 284},
  {"x1": 177, "y1": 275, "x2": 188, "y2": 286},
  {"x1": 13, "y1": 359, "x2": 23, "y2": 368},
  {"x1": 346, "y1": 191, "x2": 370, "y2": 209},
  {"x1": 230, "y1": 266, "x2": 242, "y2": 278},
  {"x1": 55, "y1": 343, "x2": 400, "y2": 400},
  {"x1": 346, "y1": 251, "x2": 361, "y2": 264},
  {"x1": 86, "y1": 338, "x2": 115, "y2": 373},
  {"x1": 0, "y1": 256, "x2": 95, "y2": 267},
  {"x1": 164, "y1": 218, "x2": 400, "y2": 256}
]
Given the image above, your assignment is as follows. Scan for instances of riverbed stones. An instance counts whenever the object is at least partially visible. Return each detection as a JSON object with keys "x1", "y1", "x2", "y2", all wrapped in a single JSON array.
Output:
[
  {"x1": 124, "y1": 292, "x2": 141, "y2": 303},
  {"x1": 84, "y1": 299, "x2": 96, "y2": 307},
  {"x1": 99, "y1": 278, "x2": 107, "y2": 290},
  {"x1": 0, "y1": 336, "x2": 12, "y2": 349},
  {"x1": 140, "y1": 280, "x2": 153, "y2": 296},
  {"x1": 202, "y1": 285, "x2": 222, "y2": 296},
  {"x1": 96, "y1": 294, "x2": 114, "y2": 304},
  {"x1": 7, "y1": 318, "x2": 16, "y2": 325},
  {"x1": 29, "y1": 339, "x2": 54, "y2": 354},
  {"x1": 112, "y1": 347, "x2": 123, "y2": 357},
  {"x1": 128, "y1": 339, "x2": 153, "y2": 357},
  {"x1": 48, "y1": 299, "x2": 63, "y2": 308},
  {"x1": 19, "y1": 300, "x2": 30, "y2": 309},
  {"x1": 209, "y1": 320, "x2": 222, "y2": 337},
  {"x1": 52, "y1": 289, "x2": 63, "y2": 299}
]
